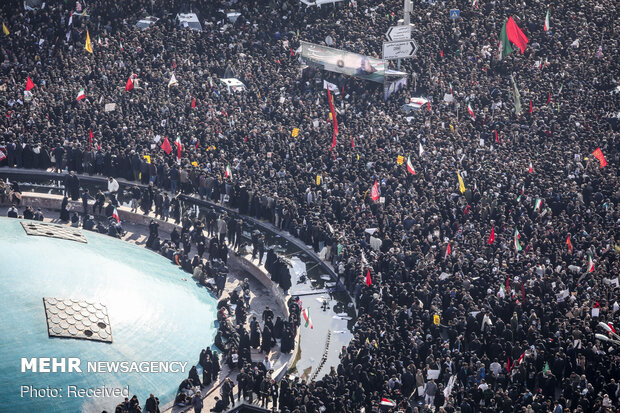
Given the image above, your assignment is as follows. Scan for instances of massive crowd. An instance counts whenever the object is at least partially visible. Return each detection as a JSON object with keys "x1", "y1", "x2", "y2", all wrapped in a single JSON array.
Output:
[{"x1": 1, "y1": 0, "x2": 619, "y2": 412}]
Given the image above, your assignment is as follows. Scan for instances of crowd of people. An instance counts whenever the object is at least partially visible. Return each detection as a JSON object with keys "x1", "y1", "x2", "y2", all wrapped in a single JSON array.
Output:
[{"x1": 1, "y1": 0, "x2": 618, "y2": 412}]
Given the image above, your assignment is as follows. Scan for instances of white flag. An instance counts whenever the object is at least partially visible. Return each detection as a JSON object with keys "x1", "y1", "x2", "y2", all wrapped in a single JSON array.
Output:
[
  {"x1": 419, "y1": 142, "x2": 425, "y2": 157},
  {"x1": 323, "y1": 80, "x2": 340, "y2": 94},
  {"x1": 168, "y1": 73, "x2": 178, "y2": 88}
]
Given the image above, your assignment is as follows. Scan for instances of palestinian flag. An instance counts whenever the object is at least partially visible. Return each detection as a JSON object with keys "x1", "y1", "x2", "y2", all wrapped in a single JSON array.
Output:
[
  {"x1": 302, "y1": 308, "x2": 313, "y2": 329},
  {"x1": 514, "y1": 229, "x2": 522, "y2": 252},
  {"x1": 566, "y1": 235, "x2": 573, "y2": 254},
  {"x1": 76, "y1": 88, "x2": 86, "y2": 101},
  {"x1": 365, "y1": 268, "x2": 372, "y2": 287},
  {"x1": 380, "y1": 398, "x2": 396, "y2": 407},
  {"x1": 406, "y1": 155, "x2": 416, "y2": 174},
  {"x1": 488, "y1": 227, "x2": 495, "y2": 245},
  {"x1": 499, "y1": 17, "x2": 529, "y2": 60},
  {"x1": 112, "y1": 208, "x2": 120, "y2": 223},
  {"x1": 467, "y1": 103, "x2": 475, "y2": 120},
  {"x1": 544, "y1": 9, "x2": 550, "y2": 32},
  {"x1": 588, "y1": 254, "x2": 595, "y2": 273},
  {"x1": 371, "y1": 180, "x2": 380, "y2": 201},
  {"x1": 225, "y1": 163, "x2": 232, "y2": 179},
  {"x1": 534, "y1": 198, "x2": 543, "y2": 212}
]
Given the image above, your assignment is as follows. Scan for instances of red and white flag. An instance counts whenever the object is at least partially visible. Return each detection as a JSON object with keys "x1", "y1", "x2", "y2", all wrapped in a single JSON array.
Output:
[
  {"x1": 467, "y1": 103, "x2": 475, "y2": 120},
  {"x1": 174, "y1": 136, "x2": 182, "y2": 163},
  {"x1": 371, "y1": 180, "x2": 380, "y2": 201},
  {"x1": 112, "y1": 208, "x2": 120, "y2": 223},
  {"x1": 444, "y1": 243, "x2": 451, "y2": 259}
]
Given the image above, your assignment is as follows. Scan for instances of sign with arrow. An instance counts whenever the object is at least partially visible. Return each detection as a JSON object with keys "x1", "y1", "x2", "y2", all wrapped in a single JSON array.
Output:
[
  {"x1": 382, "y1": 39, "x2": 418, "y2": 60},
  {"x1": 385, "y1": 25, "x2": 411, "y2": 42}
]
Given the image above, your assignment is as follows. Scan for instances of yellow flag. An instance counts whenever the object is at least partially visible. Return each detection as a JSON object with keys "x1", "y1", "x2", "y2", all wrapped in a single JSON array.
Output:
[
  {"x1": 449, "y1": 124, "x2": 454, "y2": 133},
  {"x1": 2, "y1": 23, "x2": 9, "y2": 36},
  {"x1": 81, "y1": 9, "x2": 88, "y2": 17},
  {"x1": 316, "y1": 175, "x2": 321, "y2": 186},
  {"x1": 433, "y1": 314, "x2": 440, "y2": 325},
  {"x1": 85, "y1": 30, "x2": 93, "y2": 53},
  {"x1": 396, "y1": 155, "x2": 404, "y2": 165},
  {"x1": 457, "y1": 171, "x2": 466, "y2": 194},
  {"x1": 191, "y1": 161, "x2": 198, "y2": 167},
  {"x1": 328, "y1": 112, "x2": 333, "y2": 120},
  {"x1": 291, "y1": 128, "x2": 299, "y2": 138},
  {"x1": 143, "y1": 155, "x2": 151, "y2": 164}
]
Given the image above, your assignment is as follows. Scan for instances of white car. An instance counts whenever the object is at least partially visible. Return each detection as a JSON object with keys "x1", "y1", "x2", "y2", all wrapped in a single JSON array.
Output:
[
  {"x1": 176, "y1": 13, "x2": 202, "y2": 32},
  {"x1": 220, "y1": 78, "x2": 246, "y2": 93}
]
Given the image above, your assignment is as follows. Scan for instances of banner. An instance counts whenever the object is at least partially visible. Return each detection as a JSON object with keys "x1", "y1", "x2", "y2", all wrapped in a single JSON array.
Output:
[
  {"x1": 384, "y1": 76, "x2": 407, "y2": 101},
  {"x1": 300, "y1": 41, "x2": 386, "y2": 83}
]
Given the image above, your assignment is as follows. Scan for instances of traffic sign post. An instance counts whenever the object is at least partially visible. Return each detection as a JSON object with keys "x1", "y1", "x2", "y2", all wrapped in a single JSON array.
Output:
[
  {"x1": 382, "y1": 39, "x2": 418, "y2": 60},
  {"x1": 450, "y1": 9, "x2": 460, "y2": 19},
  {"x1": 385, "y1": 25, "x2": 411, "y2": 42}
]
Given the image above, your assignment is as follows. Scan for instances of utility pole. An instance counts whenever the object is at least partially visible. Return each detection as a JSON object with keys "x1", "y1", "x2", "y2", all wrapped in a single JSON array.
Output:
[{"x1": 398, "y1": 0, "x2": 411, "y2": 70}]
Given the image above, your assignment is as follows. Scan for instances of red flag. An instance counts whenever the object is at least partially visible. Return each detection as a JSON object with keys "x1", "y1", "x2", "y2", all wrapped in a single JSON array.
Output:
[
  {"x1": 172, "y1": 59, "x2": 176, "y2": 69},
  {"x1": 327, "y1": 88, "x2": 338, "y2": 136},
  {"x1": 506, "y1": 276, "x2": 510, "y2": 292},
  {"x1": 592, "y1": 147, "x2": 607, "y2": 168},
  {"x1": 191, "y1": 97, "x2": 196, "y2": 108},
  {"x1": 244, "y1": 135, "x2": 248, "y2": 142},
  {"x1": 488, "y1": 227, "x2": 495, "y2": 244},
  {"x1": 494, "y1": 129, "x2": 499, "y2": 143},
  {"x1": 566, "y1": 235, "x2": 573, "y2": 253},
  {"x1": 290, "y1": 48, "x2": 294, "y2": 56},
  {"x1": 444, "y1": 243, "x2": 451, "y2": 259},
  {"x1": 506, "y1": 356, "x2": 511, "y2": 373},
  {"x1": 365, "y1": 269, "x2": 372, "y2": 287},
  {"x1": 529, "y1": 100, "x2": 533, "y2": 113},
  {"x1": 125, "y1": 76, "x2": 134, "y2": 92},
  {"x1": 351, "y1": 136, "x2": 355, "y2": 148},
  {"x1": 505, "y1": 16, "x2": 529, "y2": 54},
  {"x1": 161, "y1": 136, "x2": 172, "y2": 155},
  {"x1": 427, "y1": 101, "x2": 431, "y2": 112},
  {"x1": 330, "y1": 133, "x2": 337, "y2": 151},
  {"x1": 440, "y1": 49, "x2": 443, "y2": 58},
  {"x1": 547, "y1": 92, "x2": 551, "y2": 104},
  {"x1": 195, "y1": 139, "x2": 199, "y2": 150},
  {"x1": 88, "y1": 129, "x2": 93, "y2": 150},
  {"x1": 371, "y1": 180, "x2": 380, "y2": 201},
  {"x1": 26, "y1": 76, "x2": 35, "y2": 91},
  {"x1": 97, "y1": 143, "x2": 101, "y2": 151}
]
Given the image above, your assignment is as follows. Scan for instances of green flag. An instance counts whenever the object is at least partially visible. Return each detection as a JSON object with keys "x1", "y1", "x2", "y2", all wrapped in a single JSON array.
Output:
[
  {"x1": 511, "y1": 75, "x2": 522, "y2": 115},
  {"x1": 542, "y1": 361, "x2": 550, "y2": 373},
  {"x1": 499, "y1": 20, "x2": 514, "y2": 60}
]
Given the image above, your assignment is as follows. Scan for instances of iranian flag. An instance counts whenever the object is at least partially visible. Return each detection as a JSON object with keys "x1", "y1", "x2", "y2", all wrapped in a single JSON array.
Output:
[
  {"x1": 534, "y1": 198, "x2": 543, "y2": 211},
  {"x1": 380, "y1": 398, "x2": 396, "y2": 407},
  {"x1": 406, "y1": 155, "x2": 416, "y2": 174},
  {"x1": 76, "y1": 88, "x2": 86, "y2": 101},
  {"x1": 499, "y1": 16, "x2": 529, "y2": 60},
  {"x1": 544, "y1": 9, "x2": 550, "y2": 32},
  {"x1": 514, "y1": 229, "x2": 522, "y2": 252},
  {"x1": 174, "y1": 136, "x2": 182, "y2": 163},
  {"x1": 225, "y1": 163, "x2": 232, "y2": 179},
  {"x1": 588, "y1": 254, "x2": 595, "y2": 273},
  {"x1": 302, "y1": 308, "x2": 313, "y2": 329},
  {"x1": 112, "y1": 208, "x2": 120, "y2": 223},
  {"x1": 371, "y1": 180, "x2": 380, "y2": 201},
  {"x1": 467, "y1": 103, "x2": 475, "y2": 120}
]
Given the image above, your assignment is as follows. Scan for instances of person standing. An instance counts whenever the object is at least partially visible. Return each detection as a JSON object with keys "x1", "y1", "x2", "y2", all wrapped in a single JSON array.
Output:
[
  {"x1": 144, "y1": 393, "x2": 160, "y2": 413},
  {"x1": 191, "y1": 391, "x2": 203, "y2": 413}
]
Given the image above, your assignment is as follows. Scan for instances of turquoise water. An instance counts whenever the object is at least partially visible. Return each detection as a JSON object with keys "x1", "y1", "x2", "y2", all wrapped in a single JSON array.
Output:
[{"x1": 0, "y1": 218, "x2": 218, "y2": 412}]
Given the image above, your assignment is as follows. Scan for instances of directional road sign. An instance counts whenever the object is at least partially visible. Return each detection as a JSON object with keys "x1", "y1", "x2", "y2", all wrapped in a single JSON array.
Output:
[
  {"x1": 382, "y1": 39, "x2": 418, "y2": 60},
  {"x1": 385, "y1": 25, "x2": 411, "y2": 42},
  {"x1": 450, "y1": 9, "x2": 460, "y2": 19}
]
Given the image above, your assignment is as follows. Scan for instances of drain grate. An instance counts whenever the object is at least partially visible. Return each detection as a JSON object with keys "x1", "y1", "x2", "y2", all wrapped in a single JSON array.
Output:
[
  {"x1": 21, "y1": 221, "x2": 87, "y2": 243},
  {"x1": 43, "y1": 298, "x2": 112, "y2": 343}
]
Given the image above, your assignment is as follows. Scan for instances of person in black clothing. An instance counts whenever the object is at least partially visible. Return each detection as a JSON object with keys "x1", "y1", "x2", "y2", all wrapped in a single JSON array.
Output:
[
  {"x1": 94, "y1": 189, "x2": 105, "y2": 215},
  {"x1": 81, "y1": 189, "x2": 93, "y2": 217}
]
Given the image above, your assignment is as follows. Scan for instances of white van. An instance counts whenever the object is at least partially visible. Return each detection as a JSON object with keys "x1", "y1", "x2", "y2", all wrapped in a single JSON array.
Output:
[
  {"x1": 176, "y1": 13, "x2": 202, "y2": 32},
  {"x1": 220, "y1": 78, "x2": 246, "y2": 93}
]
